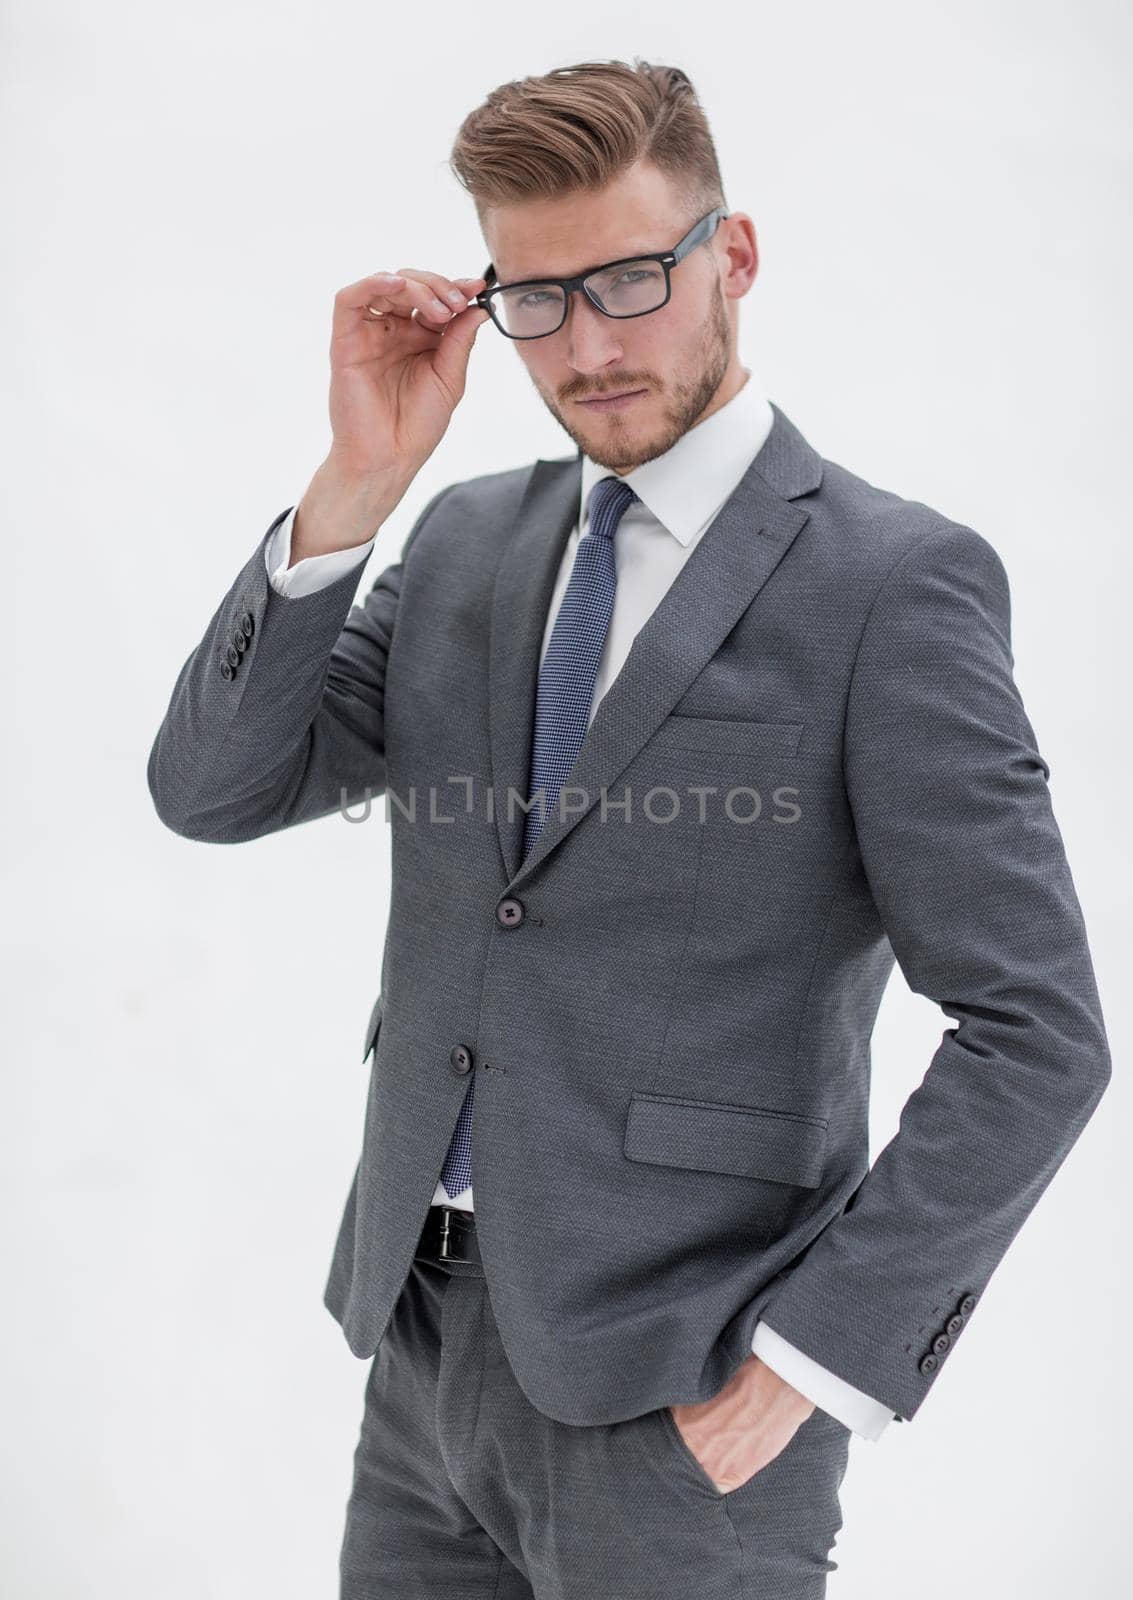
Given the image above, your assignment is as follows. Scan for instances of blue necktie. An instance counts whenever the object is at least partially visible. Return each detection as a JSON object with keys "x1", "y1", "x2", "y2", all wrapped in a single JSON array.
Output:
[{"x1": 438, "y1": 474, "x2": 639, "y2": 1200}]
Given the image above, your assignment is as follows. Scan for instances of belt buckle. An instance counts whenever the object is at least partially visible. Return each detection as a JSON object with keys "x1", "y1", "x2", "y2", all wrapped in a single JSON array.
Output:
[{"x1": 437, "y1": 1206, "x2": 471, "y2": 1264}]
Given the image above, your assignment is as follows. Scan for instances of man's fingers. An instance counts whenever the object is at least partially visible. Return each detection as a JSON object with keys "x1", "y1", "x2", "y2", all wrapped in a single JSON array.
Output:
[
  {"x1": 395, "y1": 267, "x2": 486, "y2": 311},
  {"x1": 335, "y1": 271, "x2": 488, "y2": 335},
  {"x1": 431, "y1": 298, "x2": 491, "y2": 396},
  {"x1": 335, "y1": 273, "x2": 451, "y2": 330}
]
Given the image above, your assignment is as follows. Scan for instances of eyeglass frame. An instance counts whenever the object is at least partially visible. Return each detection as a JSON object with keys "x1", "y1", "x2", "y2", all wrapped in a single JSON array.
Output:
[{"x1": 471, "y1": 205, "x2": 730, "y2": 340}]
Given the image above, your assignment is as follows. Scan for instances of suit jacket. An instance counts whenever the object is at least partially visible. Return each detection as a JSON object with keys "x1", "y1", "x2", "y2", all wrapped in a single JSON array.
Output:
[{"x1": 148, "y1": 401, "x2": 1111, "y2": 1427}]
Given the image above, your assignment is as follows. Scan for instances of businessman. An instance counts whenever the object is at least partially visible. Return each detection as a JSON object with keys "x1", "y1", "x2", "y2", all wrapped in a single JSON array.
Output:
[{"x1": 148, "y1": 58, "x2": 1111, "y2": 1598}]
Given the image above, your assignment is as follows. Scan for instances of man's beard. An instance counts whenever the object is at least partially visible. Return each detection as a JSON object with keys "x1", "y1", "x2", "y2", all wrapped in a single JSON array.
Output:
[{"x1": 534, "y1": 285, "x2": 733, "y2": 473}]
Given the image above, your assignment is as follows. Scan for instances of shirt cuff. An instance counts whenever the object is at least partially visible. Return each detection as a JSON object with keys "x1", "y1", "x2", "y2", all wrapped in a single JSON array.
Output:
[
  {"x1": 264, "y1": 504, "x2": 376, "y2": 597},
  {"x1": 752, "y1": 1320, "x2": 893, "y2": 1442}
]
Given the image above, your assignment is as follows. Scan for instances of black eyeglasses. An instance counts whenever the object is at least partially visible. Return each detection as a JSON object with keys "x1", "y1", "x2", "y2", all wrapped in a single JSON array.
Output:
[{"x1": 472, "y1": 206, "x2": 729, "y2": 340}]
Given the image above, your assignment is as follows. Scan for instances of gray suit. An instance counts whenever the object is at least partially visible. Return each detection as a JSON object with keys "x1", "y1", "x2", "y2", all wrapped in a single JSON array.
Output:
[{"x1": 148, "y1": 401, "x2": 1110, "y2": 1436}]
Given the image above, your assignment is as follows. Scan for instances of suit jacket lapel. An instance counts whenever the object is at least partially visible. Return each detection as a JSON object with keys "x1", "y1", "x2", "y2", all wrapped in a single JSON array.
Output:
[{"x1": 487, "y1": 401, "x2": 823, "y2": 888}]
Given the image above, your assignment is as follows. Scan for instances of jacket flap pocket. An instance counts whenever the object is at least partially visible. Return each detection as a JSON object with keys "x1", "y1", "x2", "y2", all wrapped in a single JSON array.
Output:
[
  {"x1": 361, "y1": 993, "x2": 385, "y2": 1061},
  {"x1": 624, "y1": 1091, "x2": 826, "y2": 1187},
  {"x1": 649, "y1": 716, "x2": 804, "y2": 756}
]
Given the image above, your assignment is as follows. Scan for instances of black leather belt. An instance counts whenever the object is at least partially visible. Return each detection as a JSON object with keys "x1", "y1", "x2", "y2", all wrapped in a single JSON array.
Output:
[{"x1": 415, "y1": 1204, "x2": 481, "y2": 1266}]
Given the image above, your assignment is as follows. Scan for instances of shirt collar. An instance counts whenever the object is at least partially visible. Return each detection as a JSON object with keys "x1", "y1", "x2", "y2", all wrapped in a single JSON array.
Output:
[{"x1": 577, "y1": 367, "x2": 775, "y2": 547}]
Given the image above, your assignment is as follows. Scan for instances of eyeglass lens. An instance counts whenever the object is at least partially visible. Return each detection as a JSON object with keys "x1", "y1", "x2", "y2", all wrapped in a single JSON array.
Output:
[{"x1": 493, "y1": 258, "x2": 668, "y2": 337}]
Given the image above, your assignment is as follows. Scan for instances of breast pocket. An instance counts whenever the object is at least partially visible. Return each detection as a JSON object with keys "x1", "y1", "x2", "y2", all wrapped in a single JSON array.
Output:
[
  {"x1": 647, "y1": 716, "x2": 804, "y2": 757},
  {"x1": 623, "y1": 1090, "x2": 827, "y2": 1187}
]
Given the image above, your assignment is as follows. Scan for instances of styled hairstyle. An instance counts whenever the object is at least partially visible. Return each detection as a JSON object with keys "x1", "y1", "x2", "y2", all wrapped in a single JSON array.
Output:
[{"x1": 448, "y1": 58, "x2": 727, "y2": 230}]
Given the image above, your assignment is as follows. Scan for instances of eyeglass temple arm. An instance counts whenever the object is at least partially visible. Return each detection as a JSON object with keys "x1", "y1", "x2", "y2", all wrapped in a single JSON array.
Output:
[{"x1": 672, "y1": 207, "x2": 729, "y2": 264}]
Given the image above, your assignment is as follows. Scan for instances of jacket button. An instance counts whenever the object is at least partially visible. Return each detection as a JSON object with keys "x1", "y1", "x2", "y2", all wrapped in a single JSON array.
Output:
[
  {"x1": 225, "y1": 643, "x2": 240, "y2": 668},
  {"x1": 931, "y1": 1332, "x2": 951, "y2": 1355},
  {"x1": 958, "y1": 1293, "x2": 977, "y2": 1317},
  {"x1": 945, "y1": 1313, "x2": 965, "y2": 1336},
  {"x1": 496, "y1": 896, "x2": 524, "y2": 926},
  {"x1": 240, "y1": 610, "x2": 255, "y2": 639},
  {"x1": 919, "y1": 1353, "x2": 939, "y2": 1376},
  {"x1": 449, "y1": 1044, "x2": 473, "y2": 1074},
  {"x1": 233, "y1": 628, "x2": 247, "y2": 653},
  {"x1": 220, "y1": 659, "x2": 234, "y2": 680}
]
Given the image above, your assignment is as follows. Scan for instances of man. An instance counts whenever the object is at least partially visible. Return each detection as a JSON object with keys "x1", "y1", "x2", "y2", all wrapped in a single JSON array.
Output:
[{"x1": 148, "y1": 58, "x2": 1110, "y2": 1598}]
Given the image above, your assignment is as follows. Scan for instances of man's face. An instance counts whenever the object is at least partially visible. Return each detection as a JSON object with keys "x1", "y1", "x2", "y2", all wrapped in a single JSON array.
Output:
[{"x1": 481, "y1": 161, "x2": 755, "y2": 474}]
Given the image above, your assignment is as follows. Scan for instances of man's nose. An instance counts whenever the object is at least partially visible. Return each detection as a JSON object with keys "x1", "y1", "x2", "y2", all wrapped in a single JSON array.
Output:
[{"x1": 564, "y1": 291, "x2": 625, "y2": 370}]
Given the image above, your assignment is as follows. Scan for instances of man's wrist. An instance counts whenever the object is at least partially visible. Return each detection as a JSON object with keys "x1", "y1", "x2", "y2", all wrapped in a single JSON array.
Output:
[
  {"x1": 290, "y1": 457, "x2": 403, "y2": 565},
  {"x1": 741, "y1": 1353, "x2": 816, "y2": 1420}
]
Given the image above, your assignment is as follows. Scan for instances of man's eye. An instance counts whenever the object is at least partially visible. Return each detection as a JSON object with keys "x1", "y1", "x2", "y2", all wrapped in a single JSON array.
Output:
[{"x1": 518, "y1": 289, "x2": 556, "y2": 308}]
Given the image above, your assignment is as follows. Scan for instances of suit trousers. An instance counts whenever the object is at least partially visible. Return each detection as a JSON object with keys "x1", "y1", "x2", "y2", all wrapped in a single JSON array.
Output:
[{"x1": 338, "y1": 1227, "x2": 853, "y2": 1598}]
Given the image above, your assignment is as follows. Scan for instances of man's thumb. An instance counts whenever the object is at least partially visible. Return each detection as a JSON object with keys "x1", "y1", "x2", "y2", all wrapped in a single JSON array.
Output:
[{"x1": 434, "y1": 305, "x2": 491, "y2": 393}]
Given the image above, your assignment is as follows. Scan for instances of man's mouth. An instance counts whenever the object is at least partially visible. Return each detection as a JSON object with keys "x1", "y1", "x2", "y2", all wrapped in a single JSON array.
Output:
[{"x1": 576, "y1": 388, "x2": 648, "y2": 412}]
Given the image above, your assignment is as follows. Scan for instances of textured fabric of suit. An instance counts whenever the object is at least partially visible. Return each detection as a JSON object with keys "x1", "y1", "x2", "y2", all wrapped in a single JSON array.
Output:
[
  {"x1": 147, "y1": 401, "x2": 1111, "y2": 1430},
  {"x1": 339, "y1": 1248, "x2": 850, "y2": 1599},
  {"x1": 440, "y1": 474, "x2": 639, "y2": 1198}
]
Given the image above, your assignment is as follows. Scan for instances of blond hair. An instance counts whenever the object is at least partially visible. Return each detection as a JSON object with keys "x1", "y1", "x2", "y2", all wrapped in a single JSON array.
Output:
[{"x1": 449, "y1": 58, "x2": 727, "y2": 228}]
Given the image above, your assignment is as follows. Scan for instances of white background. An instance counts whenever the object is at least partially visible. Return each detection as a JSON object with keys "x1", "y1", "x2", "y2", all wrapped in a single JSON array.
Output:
[{"x1": 2, "y1": 1, "x2": 1129, "y2": 1594}]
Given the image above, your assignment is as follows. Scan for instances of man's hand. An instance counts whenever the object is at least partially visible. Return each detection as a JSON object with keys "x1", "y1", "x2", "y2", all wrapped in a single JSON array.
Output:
[
  {"x1": 668, "y1": 1354, "x2": 817, "y2": 1493},
  {"x1": 292, "y1": 267, "x2": 492, "y2": 563}
]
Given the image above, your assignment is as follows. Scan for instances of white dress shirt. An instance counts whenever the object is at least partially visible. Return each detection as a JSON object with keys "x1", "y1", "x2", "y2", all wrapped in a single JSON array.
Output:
[{"x1": 264, "y1": 370, "x2": 893, "y2": 1441}]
